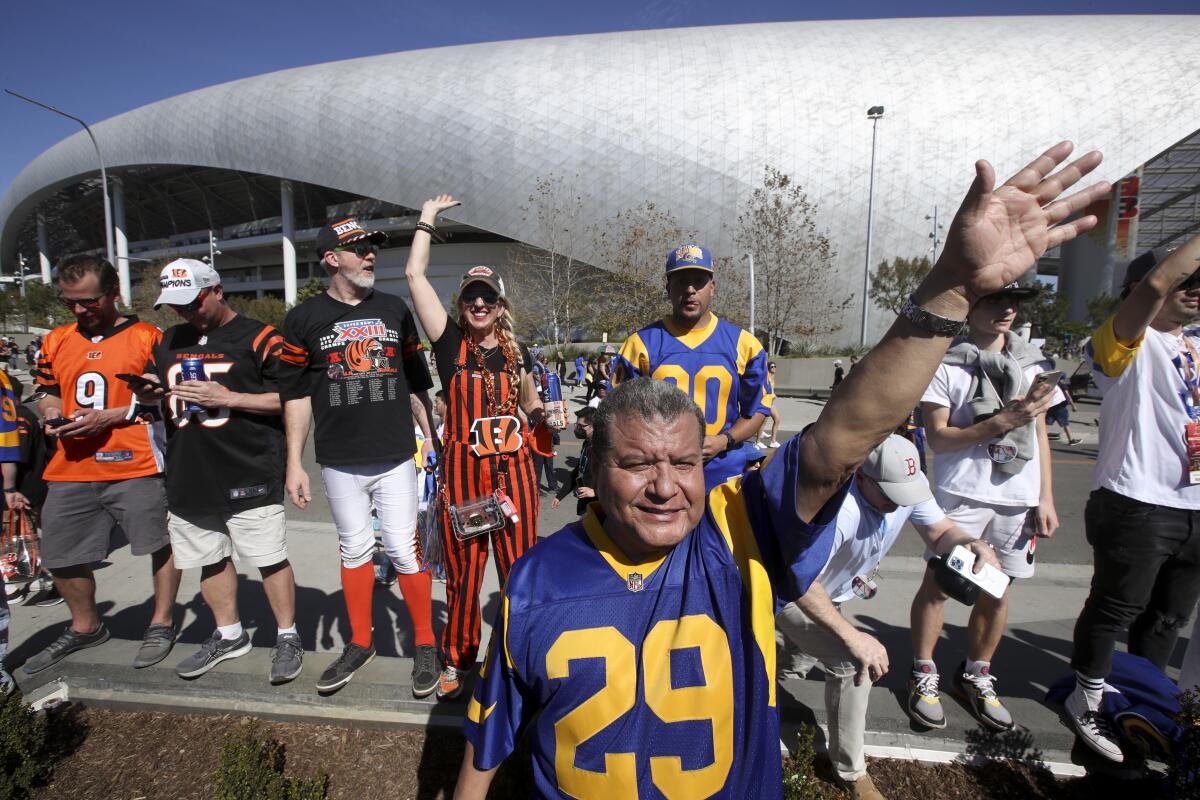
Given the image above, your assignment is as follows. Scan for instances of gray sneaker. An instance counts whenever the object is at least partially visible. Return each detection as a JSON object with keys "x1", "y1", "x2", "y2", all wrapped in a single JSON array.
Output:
[
  {"x1": 269, "y1": 633, "x2": 304, "y2": 685},
  {"x1": 22, "y1": 623, "x2": 110, "y2": 674},
  {"x1": 954, "y1": 661, "x2": 1015, "y2": 731},
  {"x1": 133, "y1": 623, "x2": 177, "y2": 669},
  {"x1": 411, "y1": 644, "x2": 439, "y2": 698},
  {"x1": 316, "y1": 643, "x2": 375, "y2": 692},
  {"x1": 176, "y1": 631, "x2": 252, "y2": 679},
  {"x1": 906, "y1": 663, "x2": 947, "y2": 729}
]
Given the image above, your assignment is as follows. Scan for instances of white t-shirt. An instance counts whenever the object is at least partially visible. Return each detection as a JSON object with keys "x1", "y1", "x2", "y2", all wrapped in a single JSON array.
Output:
[
  {"x1": 1090, "y1": 320, "x2": 1200, "y2": 509},
  {"x1": 921, "y1": 355, "x2": 1061, "y2": 508},
  {"x1": 820, "y1": 480, "x2": 945, "y2": 604}
]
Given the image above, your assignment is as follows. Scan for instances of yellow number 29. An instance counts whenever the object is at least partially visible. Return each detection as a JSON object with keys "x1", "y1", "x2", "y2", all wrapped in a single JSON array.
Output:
[{"x1": 546, "y1": 616, "x2": 734, "y2": 799}]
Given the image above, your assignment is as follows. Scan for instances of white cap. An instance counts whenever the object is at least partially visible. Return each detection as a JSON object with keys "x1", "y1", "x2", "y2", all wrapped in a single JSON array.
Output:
[
  {"x1": 154, "y1": 259, "x2": 219, "y2": 308},
  {"x1": 860, "y1": 434, "x2": 933, "y2": 507},
  {"x1": 834, "y1": 359, "x2": 843, "y2": 365}
]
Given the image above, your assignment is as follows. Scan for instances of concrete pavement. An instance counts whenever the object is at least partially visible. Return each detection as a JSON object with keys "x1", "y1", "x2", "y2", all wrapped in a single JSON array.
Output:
[{"x1": 4, "y1": 386, "x2": 1191, "y2": 775}]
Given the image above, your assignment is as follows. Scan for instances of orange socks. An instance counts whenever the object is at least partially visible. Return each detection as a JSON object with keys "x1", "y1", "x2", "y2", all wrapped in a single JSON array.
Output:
[
  {"x1": 341, "y1": 562, "x2": 375, "y2": 648},
  {"x1": 396, "y1": 570, "x2": 435, "y2": 647}
]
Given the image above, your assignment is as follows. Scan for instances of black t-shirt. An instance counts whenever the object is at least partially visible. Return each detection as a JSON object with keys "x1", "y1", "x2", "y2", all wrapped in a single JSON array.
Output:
[
  {"x1": 151, "y1": 314, "x2": 287, "y2": 514},
  {"x1": 280, "y1": 291, "x2": 433, "y2": 466},
  {"x1": 13, "y1": 404, "x2": 50, "y2": 509},
  {"x1": 431, "y1": 320, "x2": 533, "y2": 391}
]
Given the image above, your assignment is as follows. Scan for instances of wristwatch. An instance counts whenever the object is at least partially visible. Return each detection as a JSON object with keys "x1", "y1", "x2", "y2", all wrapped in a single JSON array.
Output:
[
  {"x1": 901, "y1": 296, "x2": 966, "y2": 337},
  {"x1": 722, "y1": 431, "x2": 736, "y2": 452}
]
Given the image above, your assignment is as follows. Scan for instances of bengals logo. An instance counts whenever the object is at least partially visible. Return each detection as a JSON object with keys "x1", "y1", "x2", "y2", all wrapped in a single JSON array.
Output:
[
  {"x1": 469, "y1": 416, "x2": 523, "y2": 457},
  {"x1": 343, "y1": 338, "x2": 383, "y2": 373}
]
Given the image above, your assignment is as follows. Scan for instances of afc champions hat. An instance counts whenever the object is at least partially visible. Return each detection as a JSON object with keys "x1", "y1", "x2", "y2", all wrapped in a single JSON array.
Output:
[
  {"x1": 459, "y1": 265, "x2": 506, "y2": 298},
  {"x1": 664, "y1": 244, "x2": 713, "y2": 275},
  {"x1": 315, "y1": 217, "x2": 389, "y2": 258},
  {"x1": 860, "y1": 434, "x2": 933, "y2": 507},
  {"x1": 154, "y1": 259, "x2": 220, "y2": 308}
]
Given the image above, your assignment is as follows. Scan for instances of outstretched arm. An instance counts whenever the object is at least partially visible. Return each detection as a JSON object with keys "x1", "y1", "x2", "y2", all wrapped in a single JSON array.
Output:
[
  {"x1": 796, "y1": 142, "x2": 1108, "y2": 521},
  {"x1": 405, "y1": 194, "x2": 461, "y2": 343},
  {"x1": 1112, "y1": 234, "x2": 1200, "y2": 344}
]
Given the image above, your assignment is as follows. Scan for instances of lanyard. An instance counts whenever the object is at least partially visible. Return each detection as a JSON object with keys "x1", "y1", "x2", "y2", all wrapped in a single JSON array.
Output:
[{"x1": 1175, "y1": 338, "x2": 1200, "y2": 418}]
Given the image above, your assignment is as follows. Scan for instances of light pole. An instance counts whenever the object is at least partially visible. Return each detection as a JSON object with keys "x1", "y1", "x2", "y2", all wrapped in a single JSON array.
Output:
[
  {"x1": 5, "y1": 90, "x2": 118, "y2": 300},
  {"x1": 860, "y1": 105, "x2": 884, "y2": 347},
  {"x1": 741, "y1": 252, "x2": 756, "y2": 335},
  {"x1": 204, "y1": 230, "x2": 221, "y2": 267},
  {"x1": 925, "y1": 205, "x2": 945, "y2": 263}
]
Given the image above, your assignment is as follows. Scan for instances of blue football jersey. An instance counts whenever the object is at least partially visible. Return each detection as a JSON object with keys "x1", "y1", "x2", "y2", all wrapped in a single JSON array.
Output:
[
  {"x1": 464, "y1": 434, "x2": 843, "y2": 799},
  {"x1": 611, "y1": 315, "x2": 772, "y2": 486}
]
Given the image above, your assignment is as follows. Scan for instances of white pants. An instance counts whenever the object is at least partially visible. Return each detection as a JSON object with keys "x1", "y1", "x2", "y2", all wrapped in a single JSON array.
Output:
[
  {"x1": 776, "y1": 601, "x2": 871, "y2": 782},
  {"x1": 320, "y1": 460, "x2": 420, "y2": 573}
]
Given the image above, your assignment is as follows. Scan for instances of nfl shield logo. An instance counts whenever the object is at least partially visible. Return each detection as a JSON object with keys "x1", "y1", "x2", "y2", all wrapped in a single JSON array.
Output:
[{"x1": 626, "y1": 572, "x2": 644, "y2": 593}]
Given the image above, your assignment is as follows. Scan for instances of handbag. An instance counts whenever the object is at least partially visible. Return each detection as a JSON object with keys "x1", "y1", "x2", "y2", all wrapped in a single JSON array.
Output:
[{"x1": 0, "y1": 509, "x2": 39, "y2": 584}]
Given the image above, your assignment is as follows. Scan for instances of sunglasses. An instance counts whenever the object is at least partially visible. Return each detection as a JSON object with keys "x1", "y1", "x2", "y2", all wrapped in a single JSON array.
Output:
[
  {"x1": 171, "y1": 289, "x2": 210, "y2": 313},
  {"x1": 461, "y1": 288, "x2": 500, "y2": 306},
  {"x1": 334, "y1": 243, "x2": 379, "y2": 259},
  {"x1": 1179, "y1": 273, "x2": 1200, "y2": 292},
  {"x1": 58, "y1": 293, "x2": 107, "y2": 310}
]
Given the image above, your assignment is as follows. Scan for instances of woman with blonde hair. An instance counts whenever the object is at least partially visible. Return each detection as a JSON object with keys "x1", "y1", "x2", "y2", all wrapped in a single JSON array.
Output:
[{"x1": 405, "y1": 194, "x2": 560, "y2": 699}]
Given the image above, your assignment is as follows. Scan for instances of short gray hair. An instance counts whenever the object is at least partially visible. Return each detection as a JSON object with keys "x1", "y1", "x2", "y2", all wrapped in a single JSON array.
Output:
[{"x1": 591, "y1": 377, "x2": 705, "y2": 460}]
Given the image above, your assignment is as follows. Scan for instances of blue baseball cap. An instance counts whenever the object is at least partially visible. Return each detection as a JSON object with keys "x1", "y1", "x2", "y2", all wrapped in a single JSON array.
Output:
[{"x1": 665, "y1": 244, "x2": 713, "y2": 275}]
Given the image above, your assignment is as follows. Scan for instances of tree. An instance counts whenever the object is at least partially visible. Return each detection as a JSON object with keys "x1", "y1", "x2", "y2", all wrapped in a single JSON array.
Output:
[
  {"x1": 869, "y1": 256, "x2": 932, "y2": 316},
  {"x1": 582, "y1": 202, "x2": 698, "y2": 339},
  {"x1": 295, "y1": 276, "x2": 326, "y2": 305},
  {"x1": 735, "y1": 166, "x2": 851, "y2": 355},
  {"x1": 505, "y1": 175, "x2": 590, "y2": 345},
  {"x1": 1017, "y1": 284, "x2": 1089, "y2": 352}
]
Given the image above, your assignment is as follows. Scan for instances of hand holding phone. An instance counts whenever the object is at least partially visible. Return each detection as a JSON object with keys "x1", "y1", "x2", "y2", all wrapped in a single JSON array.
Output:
[
  {"x1": 946, "y1": 545, "x2": 1010, "y2": 600},
  {"x1": 1029, "y1": 370, "x2": 1063, "y2": 399},
  {"x1": 116, "y1": 373, "x2": 165, "y2": 391}
]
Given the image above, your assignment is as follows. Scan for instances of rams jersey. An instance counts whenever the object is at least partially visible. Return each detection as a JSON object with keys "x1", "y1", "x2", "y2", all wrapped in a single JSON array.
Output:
[
  {"x1": 465, "y1": 434, "x2": 843, "y2": 800},
  {"x1": 0, "y1": 370, "x2": 20, "y2": 463},
  {"x1": 35, "y1": 319, "x2": 165, "y2": 482},
  {"x1": 611, "y1": 315, "x2": 772, "y2": 486}
]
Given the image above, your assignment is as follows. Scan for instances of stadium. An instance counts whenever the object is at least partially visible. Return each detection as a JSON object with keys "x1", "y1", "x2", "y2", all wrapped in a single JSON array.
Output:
[{"x1": 1, "y1": 15, "x2": 1198, "y2": 342}]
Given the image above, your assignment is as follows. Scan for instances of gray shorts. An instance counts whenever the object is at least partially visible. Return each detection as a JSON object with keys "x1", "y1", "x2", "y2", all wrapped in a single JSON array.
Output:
[{"x1": 41, "y1": 476, "x2": 170, "y2": 569}]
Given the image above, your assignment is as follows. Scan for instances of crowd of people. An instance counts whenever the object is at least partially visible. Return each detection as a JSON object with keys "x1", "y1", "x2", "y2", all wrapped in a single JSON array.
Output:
[{"x1": 0, "y1": 140, "x2": 1198, "y2": 800}]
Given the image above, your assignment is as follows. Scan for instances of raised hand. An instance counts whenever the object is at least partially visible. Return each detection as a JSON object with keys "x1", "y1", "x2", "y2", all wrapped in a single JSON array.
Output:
[
  {"x1": 421, "y1": 194, "x2": 461, "y2": 221},
  {"x1": 935, "y1": 142, "x2": 1110, "y2": 302}
]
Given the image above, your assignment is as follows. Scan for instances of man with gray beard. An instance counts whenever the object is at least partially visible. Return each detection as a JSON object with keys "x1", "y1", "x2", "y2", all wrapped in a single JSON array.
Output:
[{"x1": 278, "y1": 217, "x2": 440, "y2": 696}]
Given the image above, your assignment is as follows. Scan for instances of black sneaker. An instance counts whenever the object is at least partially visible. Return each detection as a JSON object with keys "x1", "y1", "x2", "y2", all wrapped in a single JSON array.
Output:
[
  {"x1": 22, "y1": 623, "x2": 110, "y2": 674},
  {"x1": 176, "y1": 631, "x2": 252, "y2": 678},
  {"x1": 270, "y1": 633, "x2": 304, "y2": 685},
  {"x1": 412, "y1": 645, "x2": 439, "y2": 698},
  {"x1": 316, "y1": 643, "x2": 375, "y2": 693}
]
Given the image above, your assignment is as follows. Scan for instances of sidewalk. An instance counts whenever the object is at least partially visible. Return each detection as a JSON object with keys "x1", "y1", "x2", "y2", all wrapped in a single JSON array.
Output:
[{"x1": 4, "y1": 389, "x2": 1188, "y2": 776}]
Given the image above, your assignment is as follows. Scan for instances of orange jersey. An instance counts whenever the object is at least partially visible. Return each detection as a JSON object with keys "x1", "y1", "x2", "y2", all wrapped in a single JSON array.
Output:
[{"x1": 35, "y1": 319, "x2": 166, "y2": 482}]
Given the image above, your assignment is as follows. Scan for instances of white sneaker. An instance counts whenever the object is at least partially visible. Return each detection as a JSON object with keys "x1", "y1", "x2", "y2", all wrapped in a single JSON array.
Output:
[{"x1": 1065, "y1": 687, "x2": 1124, "y2": 763}]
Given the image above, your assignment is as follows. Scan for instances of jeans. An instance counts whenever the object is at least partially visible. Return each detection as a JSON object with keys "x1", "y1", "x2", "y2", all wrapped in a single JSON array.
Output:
[
  {"x1": 776, "y1": 602, "x2": 872, "y2": 782},
  {"x1": 1072, "y1": 488, "x2": 1200, "y2": 678}
]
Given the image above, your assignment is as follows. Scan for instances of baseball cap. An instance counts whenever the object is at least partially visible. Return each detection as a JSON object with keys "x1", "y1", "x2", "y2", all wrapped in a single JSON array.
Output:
[
  {"x1": 315, "y1": 217, "x2": 389, "y2": 258},
  {"x1": 665, "y1": 244, "x2": 713, "y2": 275},
  {"x1": 1122, "y1": 247, "x2": 1168, "y2": 288},
  {"x1": 154, "y1": 259, "x2": 220, "y2": 308},
  {"x1": 459, "y1": 265, "x2": 506, "y2": 298},
  {"x1": 859, "y1": 434, "x2": 933, "y2": 507}
]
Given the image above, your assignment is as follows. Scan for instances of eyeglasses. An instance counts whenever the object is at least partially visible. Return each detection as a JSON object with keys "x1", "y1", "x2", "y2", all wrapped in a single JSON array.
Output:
[
  {"x1": 461, "y1": 288, "x2": 500, "y2": 306},
  {"x1": 170, "y1": 289, "x2": 210, "y2": 313},
  {"x1": 58, "y1": 293, "x2": 106, "y2": 310},
  {"x1": 334, "y1": 243, "x2": 379, "y2": 259}
]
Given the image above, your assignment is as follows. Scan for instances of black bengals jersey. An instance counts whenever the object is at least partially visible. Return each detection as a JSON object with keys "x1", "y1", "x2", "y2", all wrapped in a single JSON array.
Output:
[
  {"x1": 278, "y1": 290, "x2": 433, "y2": 466},
  {"x1": 150, "y1": 314, "x2": 287, "y2": 514}
]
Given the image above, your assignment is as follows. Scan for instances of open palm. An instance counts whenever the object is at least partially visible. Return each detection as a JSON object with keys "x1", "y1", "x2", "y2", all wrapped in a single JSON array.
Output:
[{"x1": 942, "y1": 142, "x2": 1109, "y2": 300}]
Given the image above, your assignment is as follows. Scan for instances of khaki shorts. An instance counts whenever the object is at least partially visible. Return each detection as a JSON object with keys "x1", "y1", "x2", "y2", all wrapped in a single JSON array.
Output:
[
  {"x1": 168, "y1": 504, "x2": 288, "y2": 570},
  {"x1": 41, "y1": 476, "x2": 170, "y2": 569},
  {"x1": 928, "y1": 490, "x2": 1035, "y2": 579}
]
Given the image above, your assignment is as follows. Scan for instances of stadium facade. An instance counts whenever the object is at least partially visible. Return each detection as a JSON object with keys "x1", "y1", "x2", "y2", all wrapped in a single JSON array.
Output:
[{"x1": 2, "y1": 15, "x2": 1199, "y2": 342}]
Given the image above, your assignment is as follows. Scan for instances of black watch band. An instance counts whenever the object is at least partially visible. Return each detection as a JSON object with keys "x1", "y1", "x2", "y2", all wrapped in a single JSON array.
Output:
[{"x1": 722, "y1": 431, "x2": 736, "y2": 452}]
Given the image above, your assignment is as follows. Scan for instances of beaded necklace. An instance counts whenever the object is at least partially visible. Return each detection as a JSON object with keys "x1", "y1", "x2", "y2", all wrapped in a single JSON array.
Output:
[{"x1": 468, "y1": 328, "x2": 520, "y2": 415}]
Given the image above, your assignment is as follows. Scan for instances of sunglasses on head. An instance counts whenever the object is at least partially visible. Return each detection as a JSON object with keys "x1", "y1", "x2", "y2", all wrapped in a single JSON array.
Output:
[
  {"x1": 334, "y1": 242, "x2": 379, "y2": 259},
  {"x1": 58, "y1": 293, "x2": 107, "y2": 310},
  {"x1": 461, "y1": 288, "x2": 500, "y2": 306}
]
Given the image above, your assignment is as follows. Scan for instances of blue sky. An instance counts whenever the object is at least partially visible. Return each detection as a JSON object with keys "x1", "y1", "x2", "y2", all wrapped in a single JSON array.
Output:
[{"x1": 1, "y1": 0, "x2": 1194, "y2": 195}]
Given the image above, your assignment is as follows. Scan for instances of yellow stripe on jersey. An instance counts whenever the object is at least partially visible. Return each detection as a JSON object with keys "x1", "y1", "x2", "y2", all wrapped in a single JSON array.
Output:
[
  {"x1": 501, "y1": 593, "x2": 516, "y2": 672},
  {"x1": 615, "y1": 332, "x2": 652, "y2": 383},
  {"x1": 735, "y1": 328, "x2": 763, "y2": 375},
  {"x1": 582, "y1": 507, "x2": 669, "y2": 586},
  {"x1": 661, "y1": 314, "x2": 720, "y2": 349},
  {"x1": 1091, "y1": 315, "x2": 1143, "y2": 379},
  {"x1": 707, "y1": 481, "x2": 777, "y2": 707}
]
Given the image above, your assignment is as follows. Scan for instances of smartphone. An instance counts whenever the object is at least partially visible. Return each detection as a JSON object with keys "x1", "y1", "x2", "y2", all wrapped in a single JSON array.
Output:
[
  {"x1": 945, "y1": 545, "x2": 1010, "y2": 600},
  {"x1": 1030, "y1": 370, "x2": 1063, "y2": 396},
  {"x1": 116, "y1": 373, "x2": 164, "y2": 391},
  {"x1": 44, "y1": 417, "x2": 72, "y2": 428}
]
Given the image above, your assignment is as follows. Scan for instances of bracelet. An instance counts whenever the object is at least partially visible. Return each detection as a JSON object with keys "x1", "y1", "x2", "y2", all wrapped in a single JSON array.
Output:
[
  {"x1": 415, "y1": 221, "x2": 440, "y2": 240},
  {"x1": 722, "y1": 431, "x2": 736, "y2": 452},
  {"x1": 900, "y1": 295, "x2": 966, "y2": 337},
  {"x1": 3, "y1": 488, "x2": 16, "y2": 493}
]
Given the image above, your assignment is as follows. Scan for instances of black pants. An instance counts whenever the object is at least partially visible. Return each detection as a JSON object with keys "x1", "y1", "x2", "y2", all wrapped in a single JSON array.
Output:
[{"x1": 1072, "y1": 487, "x2": 1200, "y2": 677}]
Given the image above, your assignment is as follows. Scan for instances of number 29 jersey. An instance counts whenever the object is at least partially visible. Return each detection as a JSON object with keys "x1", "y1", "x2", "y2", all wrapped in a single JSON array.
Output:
[
  {"x1": 465, "y1": 434, "x2": 844, "y2": 799},
  {"x1": 35, "y1": 319, "x2": 165, "y2": 482}
]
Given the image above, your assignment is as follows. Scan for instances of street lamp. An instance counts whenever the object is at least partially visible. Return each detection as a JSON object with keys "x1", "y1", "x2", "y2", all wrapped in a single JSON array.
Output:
[
  {"x1": 860, "y1": 105, "x2": 885, "y2": 347},
  {"x1": 202, "y1": 230, "x2": 221, "y2": 267},
  {"x1": 741, "y1": 252, "x2": 756, "y2": 335},
  {"x1": 5, "y1": 89, "x2": 119, "y2": 301}
]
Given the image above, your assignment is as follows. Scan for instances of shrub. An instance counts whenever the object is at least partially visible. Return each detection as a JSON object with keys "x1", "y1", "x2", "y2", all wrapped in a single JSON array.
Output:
[
  {"x1": 213, "y1": 721, "x2": 328, "y2": 800},
  {"x1": 0, "y1": 690, "x2": 53, "y2": 799},
  {"x1": 782, "y1": 724, "x2": 832, "y2": 800},
  {"x1": 1168, "y1": 687, "x2": 1200, "y2": 799}
]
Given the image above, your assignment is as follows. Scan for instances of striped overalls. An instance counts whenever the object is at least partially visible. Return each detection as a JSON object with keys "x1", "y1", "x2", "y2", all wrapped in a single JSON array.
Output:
[{"x1": 438, "y1": 337, "x2": 539, "y2": 671}]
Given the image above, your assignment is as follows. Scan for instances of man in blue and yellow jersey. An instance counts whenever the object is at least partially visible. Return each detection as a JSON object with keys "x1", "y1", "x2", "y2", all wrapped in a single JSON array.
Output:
[
  {"x1": 453, "y1": 141, "x2": 1110, "y2": 799},
  {"x1": 611, "y1": 244, "x2": 771, "y2": 486}
]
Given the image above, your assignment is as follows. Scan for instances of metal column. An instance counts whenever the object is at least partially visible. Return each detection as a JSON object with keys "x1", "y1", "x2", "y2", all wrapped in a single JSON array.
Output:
[{"x1": 281, "y1": 180, "x2": 297, "y2": 307}]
